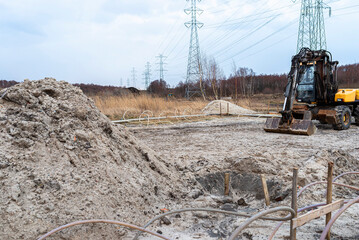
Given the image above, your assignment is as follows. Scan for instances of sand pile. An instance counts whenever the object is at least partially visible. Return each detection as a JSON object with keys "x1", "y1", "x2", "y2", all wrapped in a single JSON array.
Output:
[
  {"x1": 0, "y1": 78, "x2": 183, "y2": 239},
  {"x1": 202, "y1": 100, "x2": 255, "y2": 115}
]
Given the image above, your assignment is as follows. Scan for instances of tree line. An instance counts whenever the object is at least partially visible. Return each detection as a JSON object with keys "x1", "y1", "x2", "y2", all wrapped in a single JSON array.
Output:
[
  {"x1": 150, "y1": 62, "x2": 359, "y2": 98},
  {"x1": 1, "y1": 63, "x2": 358, "y2": 98}
]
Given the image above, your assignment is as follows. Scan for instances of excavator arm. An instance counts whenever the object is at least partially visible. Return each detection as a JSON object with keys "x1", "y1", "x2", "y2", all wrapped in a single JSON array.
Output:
[{"x1": 264, "y1": 48, "x2": 317, "y2": 135}]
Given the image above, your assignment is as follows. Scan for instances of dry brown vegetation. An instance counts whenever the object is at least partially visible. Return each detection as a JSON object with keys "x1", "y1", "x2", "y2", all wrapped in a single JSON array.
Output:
[
  {"x1": 92, "y1": 94, "x2": 209, "y2": 120},
  {"x1": 92, "y1": 93, "x2": 285, "y2": 120}
]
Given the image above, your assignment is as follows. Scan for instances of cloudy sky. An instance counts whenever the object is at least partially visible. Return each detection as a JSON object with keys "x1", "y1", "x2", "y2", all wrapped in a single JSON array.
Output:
[{"x1": 0, "y1": 0, "x2": 358, "y2": 89}]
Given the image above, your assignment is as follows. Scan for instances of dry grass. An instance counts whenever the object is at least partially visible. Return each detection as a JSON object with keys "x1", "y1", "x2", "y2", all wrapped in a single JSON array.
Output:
[
  {"x1": 235, "y1": 94, "x2": 285, "y2": 113},
  {"x1": 92, "y1": 94, "x2": 209, "y2": 120},
  {"x1": 92, "y1": 94, "x2": 283, "y2": 121}
]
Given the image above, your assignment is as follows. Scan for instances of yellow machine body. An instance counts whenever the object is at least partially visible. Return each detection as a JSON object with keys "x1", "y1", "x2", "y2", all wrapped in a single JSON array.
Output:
[{"x1": 335, "y1": 89, "x2": 359, "y2": 103}]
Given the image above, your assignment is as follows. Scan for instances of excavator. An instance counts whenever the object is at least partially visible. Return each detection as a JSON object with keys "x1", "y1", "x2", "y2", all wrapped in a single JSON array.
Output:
[{"x1": 264, "y1": 48, "x2": 359, "y2": 136}]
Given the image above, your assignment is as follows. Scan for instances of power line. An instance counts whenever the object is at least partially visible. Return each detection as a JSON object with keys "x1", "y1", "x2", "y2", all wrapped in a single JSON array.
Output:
[
  {"x1": 208, "y1": 15, "x2": 280, "y2": 59},
  {"x1": 219, "y1": 19, "x2": 299, "y2": 64},
  {"x1": 148, "y1": 2, "x2": 190, "y2": 65}
]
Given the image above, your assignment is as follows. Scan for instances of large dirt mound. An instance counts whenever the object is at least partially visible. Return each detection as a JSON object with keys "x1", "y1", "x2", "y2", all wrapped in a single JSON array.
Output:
[{"x1": 0, "y1": 79, "x2": 182, "y2": 239}]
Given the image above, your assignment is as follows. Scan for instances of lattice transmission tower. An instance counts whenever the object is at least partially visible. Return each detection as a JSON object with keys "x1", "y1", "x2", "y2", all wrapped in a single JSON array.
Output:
[
  {"x1": 156, "y1": 54, "x2": 167, "y2": 81},
  {"x1": 184, "y1": 0, "x2": 204, "y2": 99},
  {"x1": 131, "y1": 68, "x2": 137, "y2": 88},
  {"x1": 295, "y1": 0, "x2": 331, "y2": 52},
  {"x1": 143, "y1": 62, "x2": 151, "y2": 89}
]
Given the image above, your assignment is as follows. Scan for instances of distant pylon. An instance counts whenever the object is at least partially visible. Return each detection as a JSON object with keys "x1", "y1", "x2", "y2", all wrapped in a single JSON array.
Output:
[
  {"x1": 295, "y1": 0, "x2": 331, "y2": 52},
  {"x1": 131, "y1": 68, "x2": 137, "y2": 88},
  {"x1": 143, "y1": 62, "x2": 151, "y2": 89},
  {"x1": 120, "y1": 78, "x2": 123, "y2": 87},
  {"x1": 127, "y1": 78, "x2": 130, "y2": 87},
  {"x1": 156, "y1": 54, "x2": 167, "y2": 81},
  {"x1": 185, "y1": 0, "x2": 204, "y2": 99}
]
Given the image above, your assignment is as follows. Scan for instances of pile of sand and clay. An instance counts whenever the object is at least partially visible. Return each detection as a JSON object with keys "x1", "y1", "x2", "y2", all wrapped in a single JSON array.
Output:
[
  {"x1": 202, "y1": 100, "x2": 255, "y2": 115},
  {"x1": 0, "y1": 78, "x2": 185, "y2": 239}
]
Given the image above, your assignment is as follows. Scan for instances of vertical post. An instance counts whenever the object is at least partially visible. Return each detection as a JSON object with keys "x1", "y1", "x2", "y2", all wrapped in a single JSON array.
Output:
[
  {"x1": 290, "y1": 168, "x2": 298, "y2": 240},
  {"x1": 326, "y1": 162, "x2": 334, "y2": 240},
  {"x1": 224, "y1": 173, "x2": 230, "y2": 196},
  {"x1": 227, "y1": 102, "x2": 229, "y2": 115},
  {"x1": 220, "y1": 102, "x2": 222, "y2": 116},
  {"x1": 260, "y1": 174, "x2": 270, "y2": 206}
]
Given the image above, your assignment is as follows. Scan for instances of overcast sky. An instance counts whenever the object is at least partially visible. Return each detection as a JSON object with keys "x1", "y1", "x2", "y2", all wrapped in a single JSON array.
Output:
[{"x1": 0, "y1": 0, "x2": 358, "y2": 89}]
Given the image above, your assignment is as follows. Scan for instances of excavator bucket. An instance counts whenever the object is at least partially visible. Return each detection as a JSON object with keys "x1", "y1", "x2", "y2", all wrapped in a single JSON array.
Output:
[{"x1": 264, "y1": 118, "x2": 317, "y2": 136}]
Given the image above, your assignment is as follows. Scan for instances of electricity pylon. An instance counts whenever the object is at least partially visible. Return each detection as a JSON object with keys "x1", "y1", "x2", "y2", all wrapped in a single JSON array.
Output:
[
  {"x1": 295, "y1": 0, "x2": 331, "y2": 52},
  {"x1": 185, "y1": 0, "x2": 203, "y2": 99},
  {"x1": 131, "y1": 68, "x2": 137, "y2": 88},
  {"x1": 312, "y1": 0, "x2": 331, "y2": 51},
  {"x1": 143, "y1": 62, "x2": 151, "y2": 89},
  {"x1": 156, "y1": 54, "x2": 167, "y2": 81}
]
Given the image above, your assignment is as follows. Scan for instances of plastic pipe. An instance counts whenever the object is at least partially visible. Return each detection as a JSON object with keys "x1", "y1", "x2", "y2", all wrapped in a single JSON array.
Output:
[
  {"x1": 37, "y1": 219, "x2": 170, "y2": 240},
  {"x1": 133, "y1": 207, "x2": 295, "y2": 240},
  {"x1": 320, "y1": 196, "x2": 359, "y2": 240},
  {"x1": 228, "y1": 207, "x2": 296, "y2": 240}
]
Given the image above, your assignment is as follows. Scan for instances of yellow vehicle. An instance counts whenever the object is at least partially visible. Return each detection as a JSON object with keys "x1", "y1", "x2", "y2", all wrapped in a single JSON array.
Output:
[{"x1": 264, "y1": 48, "x2": 359, "y2": 135}]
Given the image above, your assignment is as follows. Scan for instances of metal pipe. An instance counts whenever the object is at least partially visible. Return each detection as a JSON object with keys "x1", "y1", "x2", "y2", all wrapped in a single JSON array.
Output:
[
  {"x1": 37, "y1": 219, "x2": 170, "y2": 240},
  {"x1": 228, "y1": 207, "x2": 296, "y2": 240},
  {"x1": 112, "y1": 113, "x2": 282, "y2": 124},
  {"x1": 320, "y1": 196, "x2": 359, "y2": 240},
  {"x1": 112, "y1": 114, "x2": 210, "y2": 123}
]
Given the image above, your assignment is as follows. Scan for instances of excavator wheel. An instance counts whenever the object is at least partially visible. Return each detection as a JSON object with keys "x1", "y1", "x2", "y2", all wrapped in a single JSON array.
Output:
[{"x1": 333, "y1": 106, "x2": 351, "y2": 130}]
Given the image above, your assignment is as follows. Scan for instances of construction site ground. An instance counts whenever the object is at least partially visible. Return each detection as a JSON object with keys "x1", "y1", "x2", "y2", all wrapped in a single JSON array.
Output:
[
  {"x1": 1, "y1": 80, "x2": 358, "y2": 239},
  {"x1": 129, "y1": 116, "x2": 359, "y2": 239}
]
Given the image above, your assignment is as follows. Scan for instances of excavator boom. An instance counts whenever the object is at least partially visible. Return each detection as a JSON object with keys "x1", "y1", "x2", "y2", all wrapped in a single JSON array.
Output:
[{"x1": 264, "y1": 48, "x2": 338, "y2": 136}]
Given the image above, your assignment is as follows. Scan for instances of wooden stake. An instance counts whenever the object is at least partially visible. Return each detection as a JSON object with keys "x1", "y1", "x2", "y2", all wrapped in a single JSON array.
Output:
[
  {"x1": 220, "y1": 102, "x2": 222, "y2": 116},
  {"x1": 290, "y1": 168, "x2": 298, "y2": 240},
  {"x1": 224, "y1": 173, "x2": 230, "y2": 196},
  {"x1": 326, "y1": 162, "x2": 334, "y2": 240},
  {"x1": 260, "y1": 174, "x2": 270, "y2": 206}
]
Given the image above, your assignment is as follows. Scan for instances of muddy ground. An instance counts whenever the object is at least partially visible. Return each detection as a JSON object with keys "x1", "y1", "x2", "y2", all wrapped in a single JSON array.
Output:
[{"x1": 129, "y1": 117, "x2": 359, "y2": 239}]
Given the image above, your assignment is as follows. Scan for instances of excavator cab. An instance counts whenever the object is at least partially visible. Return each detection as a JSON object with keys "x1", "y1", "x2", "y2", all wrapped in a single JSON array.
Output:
[{"x1": 296, "y1": 65, "x2": 316, "y2": 103}]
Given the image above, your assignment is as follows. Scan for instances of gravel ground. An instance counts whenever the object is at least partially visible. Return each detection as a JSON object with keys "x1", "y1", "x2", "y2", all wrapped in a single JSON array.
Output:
[{"x1": 130, "y1": 117, "x2": 359, "y2": 239}]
